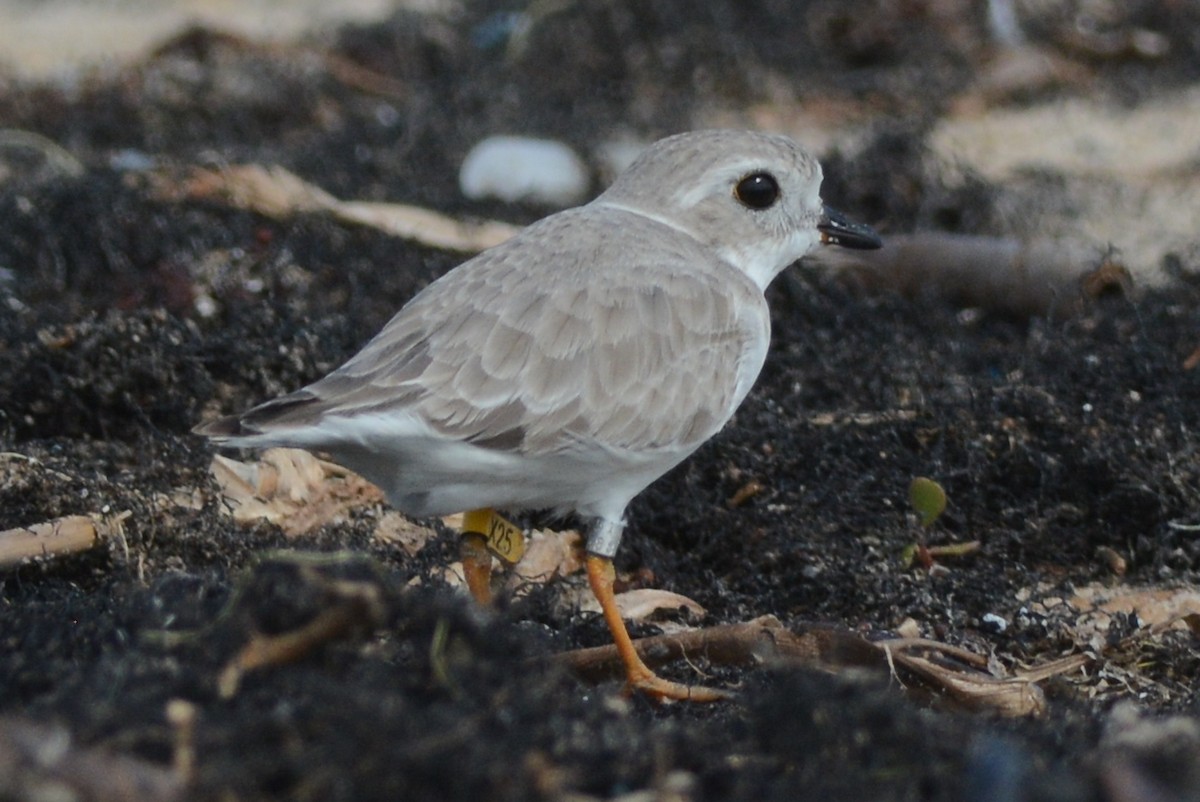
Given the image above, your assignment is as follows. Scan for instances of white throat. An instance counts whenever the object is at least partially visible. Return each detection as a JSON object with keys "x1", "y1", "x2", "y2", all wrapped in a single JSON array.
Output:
[{"x1": 715, "y1": 228, "x2": 820, "y2": 291}]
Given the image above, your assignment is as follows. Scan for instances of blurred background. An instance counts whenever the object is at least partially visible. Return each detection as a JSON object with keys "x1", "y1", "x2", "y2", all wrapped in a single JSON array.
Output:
[
  {"x1": 0, "y1": 0, "x2": 396, "y2": 77},
  {"x1": 2, "y1": 0, "x2": 1196, "y2": 286}
]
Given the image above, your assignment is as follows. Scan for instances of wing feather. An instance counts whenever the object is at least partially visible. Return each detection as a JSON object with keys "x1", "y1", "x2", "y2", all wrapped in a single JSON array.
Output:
[{"x1": 239, "y1": 207, "x2": 769, "y2": 456}]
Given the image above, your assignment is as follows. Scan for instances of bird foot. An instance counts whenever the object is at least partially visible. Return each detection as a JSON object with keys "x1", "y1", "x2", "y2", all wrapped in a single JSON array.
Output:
[{"x1": 626, "y1": 671, "x2": 732, "y2": 703}]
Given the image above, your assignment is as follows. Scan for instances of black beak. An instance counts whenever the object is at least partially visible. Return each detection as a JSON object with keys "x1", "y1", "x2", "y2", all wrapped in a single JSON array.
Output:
[{"x1": 818, "y1": 205, "x2": 883, "y2": 250}]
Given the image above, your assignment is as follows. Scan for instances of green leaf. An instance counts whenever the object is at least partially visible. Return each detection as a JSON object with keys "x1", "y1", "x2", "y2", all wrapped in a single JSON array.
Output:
[{"x1": 909, "y1": 477, "x2": 947, "y2": 528}]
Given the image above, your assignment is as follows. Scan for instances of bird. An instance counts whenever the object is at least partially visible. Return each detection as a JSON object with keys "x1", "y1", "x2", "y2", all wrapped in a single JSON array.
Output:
[{"x1": 194, "y1": 129, "x2": 882, "y2": 702}]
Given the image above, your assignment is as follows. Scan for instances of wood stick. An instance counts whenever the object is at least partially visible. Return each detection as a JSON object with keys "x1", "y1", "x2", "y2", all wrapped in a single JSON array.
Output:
[
  {"x1": 0, "y1": 515, "x2": 98, "y2": 567},
  {"x1": 809, "y1": 233, "x2": 1132, "y2": 318},
  {"x1": 553, "y1": 617, "x2": 1053, "y2": 716},
  {"x1": 173, "y1": 164, "x2": 522, "y2": 253},
  {"x1": 551, "y1": 616, "x2": 884, "y2": 681},
  {"x1": 218, "y1": 578, "x2": 384, "y2": 698}
]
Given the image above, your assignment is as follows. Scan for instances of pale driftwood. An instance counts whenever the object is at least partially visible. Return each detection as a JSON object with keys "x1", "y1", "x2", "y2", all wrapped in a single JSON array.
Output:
[
  {"x1": 334, "y1": 200, "x2": 522, "y2": 253},
  {"x1": 0, "y1": 716, "x2": 183, "y2": 802},
  {"x1": 173, "y1": 164, "x2": 522, "y2": 253},
  {"x1": 809, "y1": 233, "x2": 1132, "y2": 318},
  {"x1": 0, "y1": 515, "x2": 98, "y2": 567},
  {"x1": 889, "y1": 650, "x2": 1047, "y2": 716}
]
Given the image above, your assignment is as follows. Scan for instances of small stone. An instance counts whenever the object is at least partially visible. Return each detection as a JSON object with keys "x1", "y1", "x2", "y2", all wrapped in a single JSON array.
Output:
[
  {"x1": 459, "y1": 135, "x2": 590, "y2": 206},
  {"x1": 980, "y1": 612, "x2": 1008, "y2": 634}
]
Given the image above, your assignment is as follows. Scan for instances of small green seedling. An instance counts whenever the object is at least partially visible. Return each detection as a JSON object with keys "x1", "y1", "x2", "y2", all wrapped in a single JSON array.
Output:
[
  {"x1": 903, "y1": 477, "x2": 980, "y2": 568},
  {"x1": 909, "y1": 476, "x2": 947, "y2": 527},
  {"x1": 902, "y1": 476, "x2": 947, "y2": 568}
]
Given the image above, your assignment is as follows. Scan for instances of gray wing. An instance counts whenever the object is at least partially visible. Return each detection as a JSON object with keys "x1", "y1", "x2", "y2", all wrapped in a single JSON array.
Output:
[{"x1": 214, "y1": 208, "x2": 768, "y2": 456}]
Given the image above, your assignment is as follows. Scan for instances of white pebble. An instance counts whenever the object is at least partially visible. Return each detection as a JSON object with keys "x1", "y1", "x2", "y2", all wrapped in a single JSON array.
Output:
[
  {"x1": 458, "y1": 136, "x2": 589, "y2": 206},
  {"x1": 981, "y1": 612, "x2": 1008, "y2": 633},
  {"x1": 193, "y1": 293, "x2": 218, "y2": 319}
]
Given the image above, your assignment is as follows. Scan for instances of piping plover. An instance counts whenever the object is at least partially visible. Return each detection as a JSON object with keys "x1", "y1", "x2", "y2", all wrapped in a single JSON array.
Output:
[{"x1": 195, "y1": 129, "x2": 882, "y2": 701}]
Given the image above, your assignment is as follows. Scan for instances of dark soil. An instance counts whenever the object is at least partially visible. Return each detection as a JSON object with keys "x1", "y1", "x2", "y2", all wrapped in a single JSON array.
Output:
[{"x1": 3, "y1": 3, "x2": 1200, "y2": 801}]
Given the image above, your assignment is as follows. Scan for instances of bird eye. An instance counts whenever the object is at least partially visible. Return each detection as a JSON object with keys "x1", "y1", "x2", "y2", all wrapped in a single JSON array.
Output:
[{"x1": 734, "y1": 172, "x2": 780, "y2": 210}]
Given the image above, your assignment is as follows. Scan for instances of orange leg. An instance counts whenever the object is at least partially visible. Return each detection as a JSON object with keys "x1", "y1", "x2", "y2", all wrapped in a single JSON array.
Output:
[
  {"x1": 459, "y1": 531, "x2": 493, "y2": 605},
  {"x1": 585, "y1": 554, "x2": 730, "y2": 703}
]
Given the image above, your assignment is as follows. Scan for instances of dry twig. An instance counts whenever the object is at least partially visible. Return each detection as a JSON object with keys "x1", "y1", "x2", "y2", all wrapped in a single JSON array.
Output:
[
  {"x1": 0, "y1": 511, "x2": 132, "y2": 568},
  {"x1": 554, "y1": 616, "x2": 1059, "y2": 716},
  {"x1": 218, "y1": 566, "x2": 387, "y2": 698}
]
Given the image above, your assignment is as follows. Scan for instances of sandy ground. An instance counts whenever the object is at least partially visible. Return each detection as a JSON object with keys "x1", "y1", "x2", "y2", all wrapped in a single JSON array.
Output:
[
  {"x1": 0, "y1": 0, "x2": 399, "y2": 77},
  {"x1": 927, "y1": 86, "x2": 1200, "y2": 281}
]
